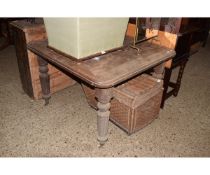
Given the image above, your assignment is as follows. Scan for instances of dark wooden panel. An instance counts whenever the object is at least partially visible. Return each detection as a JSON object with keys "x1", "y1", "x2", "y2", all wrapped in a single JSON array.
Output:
[{"x1": 12, "y1": 26, "x2": 34, "y2": 97}]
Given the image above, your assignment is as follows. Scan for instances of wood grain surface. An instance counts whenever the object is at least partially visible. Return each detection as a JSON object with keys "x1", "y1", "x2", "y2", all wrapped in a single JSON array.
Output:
[{"x1": 28, "y1": 40, "x2": 175, "y2": 88}]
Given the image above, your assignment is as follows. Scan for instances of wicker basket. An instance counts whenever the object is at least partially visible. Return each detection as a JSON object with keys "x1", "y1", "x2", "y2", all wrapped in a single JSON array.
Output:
[{"x1": 82, "y1": 74, "x2": 163, "y2": 134}]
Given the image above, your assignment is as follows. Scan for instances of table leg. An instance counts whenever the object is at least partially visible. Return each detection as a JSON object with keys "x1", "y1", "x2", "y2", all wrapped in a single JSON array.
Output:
[
  {"x1": 95, "y1": 88, "x2": 112, "y2": 145},
  {"x1": 152, "y1": 62, "x2": 165, "y2": 79},
  {"x1": 37, "y1": 56, "x2": 51, "y2": 105}
]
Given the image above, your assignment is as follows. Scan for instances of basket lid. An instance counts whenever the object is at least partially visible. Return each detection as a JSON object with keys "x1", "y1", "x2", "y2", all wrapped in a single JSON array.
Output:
[
  {"x1": 113, "y1": 74, "x2": 163, "y2": 108},
  {"x1": 115, "y1": 74, "x2": 162, "y2": 98}
]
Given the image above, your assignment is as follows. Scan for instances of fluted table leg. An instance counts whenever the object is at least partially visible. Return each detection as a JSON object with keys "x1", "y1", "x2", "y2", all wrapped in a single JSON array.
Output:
[
  {"x1": 95, "y1": 88, "x2": 112, "y2": 145},
  {"x1": 37, "y1": 56, "x2": 51, "y2": 105}
]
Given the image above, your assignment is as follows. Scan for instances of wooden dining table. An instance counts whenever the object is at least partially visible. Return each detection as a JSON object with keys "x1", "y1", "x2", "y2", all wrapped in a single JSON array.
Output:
[{"x1": 27, "y1": 40, "x2": 176, "y2": 145}]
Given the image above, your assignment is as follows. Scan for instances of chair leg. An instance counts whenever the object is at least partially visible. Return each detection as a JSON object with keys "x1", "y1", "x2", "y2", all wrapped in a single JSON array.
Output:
[
  {"x1": 173, "y1": 60, "x2": 188, "y2": 97},
  {"x1": 0, "y1": 20, "x2": 11, "y2": 51},
  {"x1": 161, "y1": 68, "x2": 172, "y2": 109}
]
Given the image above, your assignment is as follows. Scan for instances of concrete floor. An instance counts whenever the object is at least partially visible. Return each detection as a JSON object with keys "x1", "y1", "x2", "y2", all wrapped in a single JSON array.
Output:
[{"x1": 0, "y1": 38, "x2": 210, "y2": 157}]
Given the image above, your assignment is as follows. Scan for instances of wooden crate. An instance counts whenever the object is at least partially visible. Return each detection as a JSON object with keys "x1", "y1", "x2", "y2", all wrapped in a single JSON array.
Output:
[
  {"x1": 82, "y1": 74, "x2": 163, "y2": 134},
  {"x1": 11, "y1": 19, "x2": 76, "y2": 100}
]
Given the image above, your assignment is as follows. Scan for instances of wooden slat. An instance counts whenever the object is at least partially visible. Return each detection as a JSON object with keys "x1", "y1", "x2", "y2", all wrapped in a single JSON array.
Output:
[{"x1": 168, "y1": 82, "x2": 176, "y2": 88}]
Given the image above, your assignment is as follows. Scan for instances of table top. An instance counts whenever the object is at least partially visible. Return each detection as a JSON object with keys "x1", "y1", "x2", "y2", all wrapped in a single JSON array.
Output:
[{"x1": 27, "y1": 40, "x2": 176, "y2": 88}]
